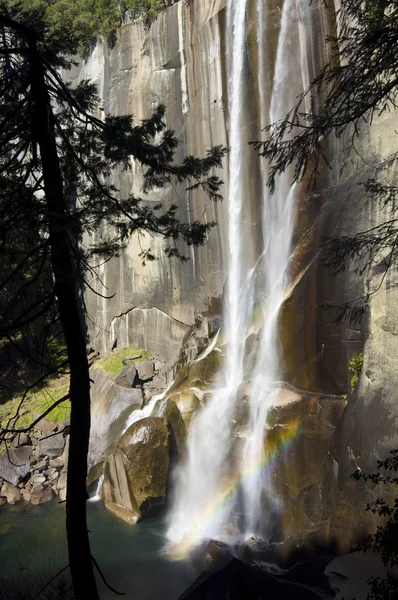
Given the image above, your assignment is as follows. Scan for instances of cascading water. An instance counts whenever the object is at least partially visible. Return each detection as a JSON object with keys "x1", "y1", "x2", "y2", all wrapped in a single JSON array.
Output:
[
  {"x1": 166, "y1": 0, "x2": 252, "y2": 555},
  {"x1": 240, "y1": 0, "x2": 315, "y2": 539},
  {"x1": 166, "y1": 0, "x2": 316, "y2": 556}
]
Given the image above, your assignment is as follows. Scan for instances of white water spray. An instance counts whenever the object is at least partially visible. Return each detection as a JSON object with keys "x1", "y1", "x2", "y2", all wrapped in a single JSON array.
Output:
[
  {"x1": 166, "y1": 0, "x2": 317, "y2": 555},
  {"x1": 88, "y1": 474, "x2": 104, "y2": 503},
  {"x1": 240, "y1": 0, "x2": 317, "y2": 538}
]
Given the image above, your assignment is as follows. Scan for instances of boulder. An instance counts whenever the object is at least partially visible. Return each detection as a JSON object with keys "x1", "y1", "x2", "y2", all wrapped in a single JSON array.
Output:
[
  {"x1": 263, "y1": 391, "x2": 347, "y2": 542},
  {"x1": 0, "y1": 497, "x2": 7, "y2": 507},
  {"x1": 103, "y1": 417, "x2": 172, "y2": 523},
  {"x1": 20, "y1": 488, "x2": 31, "y2": 502},
  {"x1": 188, "y1": 351, "x2": 221, "y2": 389},
  {"x1": 33, "y1": 459, "x2": 48, "y2": 472},
  {"x1": 325, "y1": 552, "x2": 390, "y2": 600},
  {"x1": 102, "y1": 455, "x2": 140, "y2": 522},
  {"x1": 0, "y1": 482, "x2": 21, "y2": 505},
  {"x1": 30, "y1": 485, "x2": 53, "y2": 505},
  {"x1": 103, "y1": 497, "x2": 139, "y2": 525},
  {"x1": 0, "y1": 446, "x2": 32, "y2": 486},
  {"x1": 114, "y1": 366, "x2": 137, "y2": 388},
  {"x1": 179, "y1": 558, "x2": 325, "y2": 600},
  {"x1": 136, "y1": 361, "x2": 154, "y2": 382},
  {"x1": 44, "y1": 468, "x2": 59, "y2": 480},
  {"x1": 49, "y1": 457, "x2": 64, "y2": 469},
  {"x1": 27, "y1": 474, "x2": 46, "y2": 486},
  {"x1": 38, "y1": 432, "x2": 65, "y2": 458}
]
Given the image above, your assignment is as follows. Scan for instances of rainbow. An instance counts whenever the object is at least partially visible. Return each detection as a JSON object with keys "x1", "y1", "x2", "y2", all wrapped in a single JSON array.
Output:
[{"x1": 167, "y1": 416, "x2": 301, "y2": 561}]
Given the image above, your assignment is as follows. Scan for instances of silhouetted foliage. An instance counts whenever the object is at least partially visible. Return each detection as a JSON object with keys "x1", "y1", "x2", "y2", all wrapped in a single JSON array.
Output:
[{"x1": 353, "y1": 450, "x2": 398, "y2": 599}]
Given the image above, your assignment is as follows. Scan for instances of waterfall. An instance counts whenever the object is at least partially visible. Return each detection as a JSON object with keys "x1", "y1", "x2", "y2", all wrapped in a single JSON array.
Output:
[
  {"x1": 88, "y1": 474, "x2": 104, "y2": 503},
  {"x1": 241, "y1": 0, "x2": 317, "y2": 538},
  {"x1": 166, "y1": 0, "x2": 316, "y2": 556}
]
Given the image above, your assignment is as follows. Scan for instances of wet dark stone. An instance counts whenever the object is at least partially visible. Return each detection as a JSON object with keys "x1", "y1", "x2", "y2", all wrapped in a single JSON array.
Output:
[{"x1": 178, "y1": 558, "x2": 333, "y2": 600}]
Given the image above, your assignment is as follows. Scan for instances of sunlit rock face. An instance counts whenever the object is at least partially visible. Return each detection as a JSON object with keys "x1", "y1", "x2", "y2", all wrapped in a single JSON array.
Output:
[
  {"x1": 66, "y1": 1, "x2": 229, "y2": 359},
  {"x1": 88, "y1": 366, "x2": 144, "y2": 473},
  {"x1": 71, "y1": 0, "x2": 398, "y2": 553},
  {"x1": 102, "y1": 416, "x2": 174, "y2": 523}
]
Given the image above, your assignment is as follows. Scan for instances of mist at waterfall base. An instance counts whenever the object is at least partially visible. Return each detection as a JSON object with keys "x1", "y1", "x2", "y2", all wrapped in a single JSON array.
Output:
[{"x1": 165, "y1": 0, "x2": 316, "y2": 558}]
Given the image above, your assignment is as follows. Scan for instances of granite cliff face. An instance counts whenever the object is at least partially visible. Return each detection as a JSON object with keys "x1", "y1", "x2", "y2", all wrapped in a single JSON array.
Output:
[
  {"x1": 69, "y1": 0, "x2": 398, "y2": 550},
  {"x1": 66, "y1": 0, "x2": 229, "y2": 363}
]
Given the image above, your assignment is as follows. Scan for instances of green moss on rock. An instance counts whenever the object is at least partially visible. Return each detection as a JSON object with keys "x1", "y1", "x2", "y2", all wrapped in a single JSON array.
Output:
[
  {"x1": 0, "y1": 379, "x2": 70, "y2": 430},
  {"x1": 97, "y1": 347, "x2": 152, "y2": 377}
]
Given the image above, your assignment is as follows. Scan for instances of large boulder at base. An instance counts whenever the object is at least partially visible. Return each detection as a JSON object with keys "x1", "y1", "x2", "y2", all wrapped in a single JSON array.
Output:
[
  {"x1": 0, "y1": 446, "x2": 32, "y2": 485},
  {"x1": 103, "y1": 417, "x2": 173, "y2": 523},
  {"x1": 226, "y1": 386, "x2": 347, "y2": 548}
]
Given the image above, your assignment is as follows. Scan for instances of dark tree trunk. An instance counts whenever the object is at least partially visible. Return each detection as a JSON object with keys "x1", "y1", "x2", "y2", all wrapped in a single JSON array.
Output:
[{"x1": 28, "y1": 35, "x2": 99, "y2": 600}]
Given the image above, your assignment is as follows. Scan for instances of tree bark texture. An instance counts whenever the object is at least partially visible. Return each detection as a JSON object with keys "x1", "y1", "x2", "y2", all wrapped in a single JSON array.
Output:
[{"x1": 28, "y1": 37, "x2": 99, "y2": 600}]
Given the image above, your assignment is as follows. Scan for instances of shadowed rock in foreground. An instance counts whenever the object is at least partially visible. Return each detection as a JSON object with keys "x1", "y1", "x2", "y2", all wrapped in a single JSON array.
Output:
[{"x1": 178, "y1": 558, "x2": 333, "y2": 600}]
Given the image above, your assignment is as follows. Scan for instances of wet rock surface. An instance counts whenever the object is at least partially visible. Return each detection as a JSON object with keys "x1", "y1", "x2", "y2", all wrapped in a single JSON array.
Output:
[
  {"x1": 152, "y1": 397, "x2": 186, "y2": 458},
  {"x1": 178, "y1": 558, "x2": 332, "y2": 600},
  {"x1": 173, "y1": 391, "x2": 201, "y2": 431}
]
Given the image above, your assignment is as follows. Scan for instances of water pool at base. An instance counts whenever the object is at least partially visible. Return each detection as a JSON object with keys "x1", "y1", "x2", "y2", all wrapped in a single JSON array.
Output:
[{"x1": 0, "y1": 500, "x2": 199, "y2": 600}]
